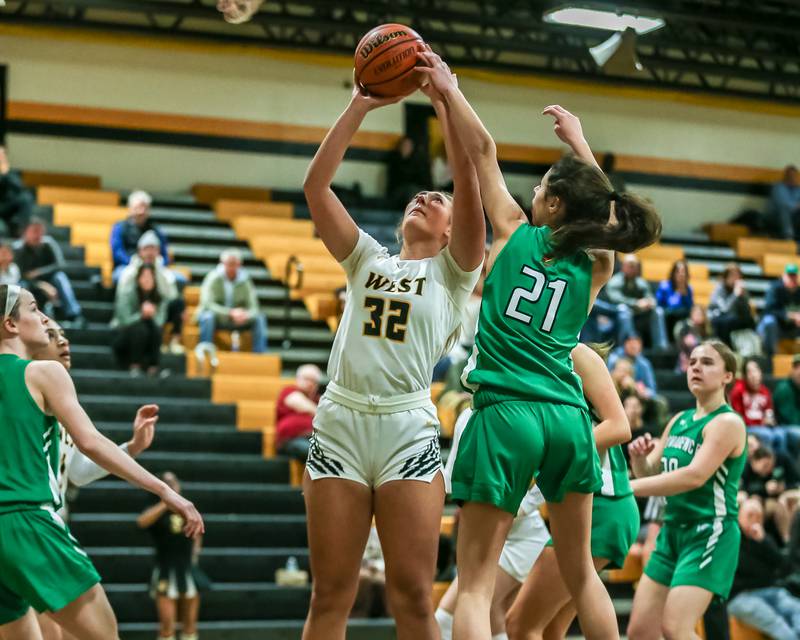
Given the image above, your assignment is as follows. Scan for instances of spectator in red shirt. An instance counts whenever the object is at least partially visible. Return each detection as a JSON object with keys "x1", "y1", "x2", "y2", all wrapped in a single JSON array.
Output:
[
  {"x1": 276, "y1": 364, "x2": 322, "y2": 461},
  {"x1": 731, "y1": 358, "x2": 782, "y2": 453}
]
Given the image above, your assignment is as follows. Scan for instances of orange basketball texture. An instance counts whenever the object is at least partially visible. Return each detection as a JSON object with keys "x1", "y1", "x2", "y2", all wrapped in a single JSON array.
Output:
[{"x1": 354, "y1": 24, "x2": 426, "y2": 97}]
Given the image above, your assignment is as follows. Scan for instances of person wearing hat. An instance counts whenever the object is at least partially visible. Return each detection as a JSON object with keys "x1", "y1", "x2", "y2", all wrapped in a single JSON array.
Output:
[
  {"x1": 116, "y1": 231, "x2": 186, "y2": 355},
  {"x1": 757, "y1": 263, "x2": 800, "y2": 362}
]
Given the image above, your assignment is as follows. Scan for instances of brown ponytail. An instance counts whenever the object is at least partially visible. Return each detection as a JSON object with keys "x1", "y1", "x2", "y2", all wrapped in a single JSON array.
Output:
[{"x1": 545, "y1": 155, "x2": 662, "y2": 259}]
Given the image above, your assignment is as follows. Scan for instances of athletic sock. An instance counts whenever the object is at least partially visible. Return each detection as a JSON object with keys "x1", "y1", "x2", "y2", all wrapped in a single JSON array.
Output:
[
  {"x1": 435, "y1": 608, "x2": 454, "y2": 640},
  {"x1": 492, "y1": 634, "x2": 509, "y2": 640},
  {"x1": 180, "y1": 634, "x2": 198, "y2": 640}
]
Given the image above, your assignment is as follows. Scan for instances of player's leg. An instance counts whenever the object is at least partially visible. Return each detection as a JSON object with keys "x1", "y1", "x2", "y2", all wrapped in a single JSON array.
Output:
[
  {"x1": 302, "y1": 474, "x2": 373, "y2": 640},
  {"x1": 0, "y1": 609, "x2": 44, "y2": 640},
  {"x1": 547, "y1": 493, "x2": 618, "y2": 640},
  {"x1": 374, "y1": 473, "x2": 445, "y2": 640},
  {"x1": 179, "y1": 594, "x2": 200, "y2": 638},
  {"x1": 662, "y1": 586, "x2": 713, "y2": 640},
  {"x1": 627, "y1": 575, "x2": 670, "y2": 640},
  {"x1": 435, "y1": 575, "x2": 458, "y2": 639},
  {"x1": 154, "y1": 596, "x2": 177, "y2": 639},
  {"x1": 452, "y1": 502, "x2": 514, "y2": 640},
  {"x1": 36, "y1": 612, "x2": 63, "y2": 640},
  {"x1": 506, "y1": 548, "x2": 570, "y2": 639},
  {"x1": 540, "y1": 558, "x2": 610, "y2": 640},
  {"x1": 489, "y1": 567, "x2": 521, "y2": 638},
  {"x1": 47, "y1": 584, "x2": 118, "y2": 640}
]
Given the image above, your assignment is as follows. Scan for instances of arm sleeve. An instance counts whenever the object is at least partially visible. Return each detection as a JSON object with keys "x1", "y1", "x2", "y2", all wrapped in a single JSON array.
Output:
[
  {"x1": 602, "y1": 275, "x2": 628, "y2": 306},
  {"x1": 655, "y1": 282, "x2": 668, "y2": 308},
  {"x1": 246, "y1": 279, "x2": 260, "y2": 318},
  {"x1": 730, "y1": 385, "x2": 745, "y2": 418},
  {"x1": 198, "y1": 273, "x2": 230, "y2": 316},
  {"x1": 110, "y1": 223, "x2": 131, "y2": 267},
  {"x1": 34, "y1": 237, "x2": 65, "y2": 277},
  {"x1": 338, "y1": 229, "x2": 386, "y2": 280},
  {"x1": 155, "y1": 299, "x2": 169, "y2": 326},
  {"x1": 68, "y1": 443, "x2": 131, "y2": 487},
  {"x1": 765, "y1": 283, "x2": 787, "y2": 321},
  {"x1": 436, "y1": 247, "x2": 482, "y2": 311}
]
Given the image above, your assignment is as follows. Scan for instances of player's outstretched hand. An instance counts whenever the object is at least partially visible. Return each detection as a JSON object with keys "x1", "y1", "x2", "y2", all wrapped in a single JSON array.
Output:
[
  {"x1": 628, "y1": 433, "x2": 655, "y2": 458},
  {"x1": 542, "y1": 105, "x2": 585, "y2": 149},
  {"x1": 416, "y1": 46, "x2": 458, "y2": 96},
  {"x1": 162, "y1": 488, "x2": 205, "y2": 538},
  {"x1": 129, "y1": 404, "x2": 158, "y2": 456},
  {"x1": 350, "y1": 71, "x2": 409, "y2": 111}
]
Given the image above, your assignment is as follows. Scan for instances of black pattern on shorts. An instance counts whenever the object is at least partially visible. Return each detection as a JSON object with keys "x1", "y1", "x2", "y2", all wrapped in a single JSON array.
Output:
[
  {"x1": 400, "y1": 435, "x2": 441, "y2": 479},
  {"x1": 306, "y1": 430, "x2": 344, "y2": 476}
]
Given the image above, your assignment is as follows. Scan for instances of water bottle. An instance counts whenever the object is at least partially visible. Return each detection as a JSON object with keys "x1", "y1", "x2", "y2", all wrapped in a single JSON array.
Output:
[
  {"x1": 286, "y1": 556, "x2": 299, "y2": 572},
  {"x1": 231, "y1": 330, "x2": 241, "y2": 352}
]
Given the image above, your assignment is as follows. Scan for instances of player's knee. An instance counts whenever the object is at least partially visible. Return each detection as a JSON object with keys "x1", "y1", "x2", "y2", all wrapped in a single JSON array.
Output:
[
  {"x1": 385, "y1": 578, "x2": 433, "y2": 620},
  {"x1": 504, "y1": 603, "x2": 523, "y2": 639},
  {"x1": 309, "y1": 576, "x2": 358, "y2": 615},
  {"x1": 660, "y1": 613, "x2": 691, "y2": 640},
  {"x1": 627, "y1": 615, "x2": 655, "y2": 640}
]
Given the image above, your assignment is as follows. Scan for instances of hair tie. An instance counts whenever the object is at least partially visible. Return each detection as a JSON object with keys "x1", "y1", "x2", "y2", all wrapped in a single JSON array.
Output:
[
  {"x1": 3, "y1": 284, "x2": 20, "y2": 317},
  {"x1": 609, "y1": 191, "x2": 622, "y2": 203}
]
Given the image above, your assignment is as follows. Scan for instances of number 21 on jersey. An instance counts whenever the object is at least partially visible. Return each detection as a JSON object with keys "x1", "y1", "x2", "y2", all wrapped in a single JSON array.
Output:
[{"x1": 504, "y1": 265, "x2": 567, "y2": 333}]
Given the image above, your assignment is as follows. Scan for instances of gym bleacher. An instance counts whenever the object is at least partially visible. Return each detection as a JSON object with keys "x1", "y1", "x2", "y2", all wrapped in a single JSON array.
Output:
[{"x1": 19, "y1": 170, "x2": 783, "y2": 640}]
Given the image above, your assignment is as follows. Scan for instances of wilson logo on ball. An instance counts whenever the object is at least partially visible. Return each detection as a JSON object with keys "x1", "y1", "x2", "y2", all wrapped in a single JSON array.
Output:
[{"x1": 358, "y1": 30, "x2": 409, "y2": 59}]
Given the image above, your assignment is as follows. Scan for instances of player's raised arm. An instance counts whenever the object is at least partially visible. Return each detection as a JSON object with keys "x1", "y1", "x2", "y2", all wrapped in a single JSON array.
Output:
[
  {"x1": 303, "y1": 81, "x2": 406, "y2": 262},
  {"x1": 422, "y1": 78, "x2": 485, "y2": 271},
  {"x1": 417, "y1": 49, "x2": 525, "y2": 244}
]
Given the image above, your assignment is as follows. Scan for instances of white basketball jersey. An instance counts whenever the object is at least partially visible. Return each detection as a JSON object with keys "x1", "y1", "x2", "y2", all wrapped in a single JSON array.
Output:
[{"x1": 328, "y1": 230, "x2": 481, "y2": 397}]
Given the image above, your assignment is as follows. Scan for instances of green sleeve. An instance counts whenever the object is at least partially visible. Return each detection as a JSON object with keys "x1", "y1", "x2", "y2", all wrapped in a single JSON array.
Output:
[{"x1": 199, "y1": 272, "x2": 229, "y2": 316}]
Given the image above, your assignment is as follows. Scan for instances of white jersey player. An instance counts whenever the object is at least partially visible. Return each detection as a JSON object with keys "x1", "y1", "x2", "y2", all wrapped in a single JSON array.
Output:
[
  {"x1": 300, "y1": 76, "x2": 485, "y2": 640},
  {"x1": 30, "y1": 321, "x2": 157, "y2": 640}
]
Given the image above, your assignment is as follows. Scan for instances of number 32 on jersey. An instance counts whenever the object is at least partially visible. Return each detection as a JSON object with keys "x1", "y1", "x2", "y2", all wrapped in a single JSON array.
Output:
[{"x1": 504, "y1": 265, "x2": 567, "y2": 333}]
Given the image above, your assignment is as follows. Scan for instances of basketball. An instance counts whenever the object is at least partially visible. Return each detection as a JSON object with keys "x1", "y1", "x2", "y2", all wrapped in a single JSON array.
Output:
[{"x1": 354, "y1": 23, "x2": 426, "y2": 97}]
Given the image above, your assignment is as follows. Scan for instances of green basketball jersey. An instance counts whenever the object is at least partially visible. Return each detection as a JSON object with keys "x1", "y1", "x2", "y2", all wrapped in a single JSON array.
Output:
[
  {"x1": 0, "y1": 354, "x2": 61, "y2": 514},
  {"x1": 661, "y1": 404, "x2": 746, "y2": 523},
  {"x1": 463, "y1": 224, "x2": 593, "y2": 407},
  {"x1": 598, "y1": 445, "x2": 633, "y2": 498}
]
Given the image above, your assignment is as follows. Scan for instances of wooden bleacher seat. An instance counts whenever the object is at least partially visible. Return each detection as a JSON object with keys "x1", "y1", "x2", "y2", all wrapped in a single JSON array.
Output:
[
  {"x1": 212, "y1": 375, "x2": 294, "y2": 403},
  {"x1": 250, "y1": 235, "x2": 327, "y2": 259},
  {"x1": 703, "y1": 223, "x2": 749, "y2": 246},
  {"x1": 289, "y1": 460, "x2": 305, "y2": 487},
  {"x1": 303, "y1": 293, "x2": 340, "y2": 321},
  {"x1": 69, "y1": 222, "x2": 114, "y2": 245},
  {"x1": 640, "y1": 259, "x2": 709, "y2": 282},
  {"x1": 762, "y1": 253, "x2": 800, "y2": 277},
  {"x1": 773, "y1": 354, "x2": 794, "y2": 378},
  {"x1": 21, "y1": 170, "x2": 101, "y2": 190},
  {"x1": 192, "y1": 183, "x2": 272, "y2": 206},
  {"x1": 607, "y1": 551, "x2": 643, "y2": 583},
  {"x1": 729, "y1": 617, "x2": 766, "y2": 640},
  {"x1": 287, "y1": 273, "x2": 347, "y2": 298},
  {"x1": 214, "y1": 199, "x2": 293, "y2": 222},
  {"x1": 232, "y1": 216, "x2": 314, "y2": 239},
  {"x1": 182, "y1": 325, "x2": 255, "y2": 352},
  {"x1": 53, "y1": 204, "x2": 127, "y2": 226},
  {"x1": 736, "y1": 237, "x2": 796, "y2": 262},
  {"x1": 431, "y1": 581, "x2": 450, "y2": 607},
  {"x1": 186, "y1": 351, "x2": 281, "y2": 378},
  {"x1": 184, "y1": 286, "x2": 201, "y2": 306},
  {"x1": 635, "y1": 244, "x2": 684, "y2": 262},
  {"x1": 440, "y1": 514, "x2": 455, "y2": 537},
  {"x1": 236, "y1": 400, "x2": 276, "y2": 430},
  {"x1": 262, "y1": 427, "x2": 276, "y2": 458},
  {"x1": 691, "y1": 279, "x2": 716, "y2": 306},
  {"x1": 37, "y1": 186, "x2": 120, "y2": 207},
  {"x1": 267, "y1": 253, "x2": 343, "y2": 278}
]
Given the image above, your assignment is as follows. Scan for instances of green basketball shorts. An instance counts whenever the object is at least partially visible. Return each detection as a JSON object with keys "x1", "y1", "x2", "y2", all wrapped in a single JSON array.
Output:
[
  {"x1": 644, "y1": 517, "x2": 740, "y2": 598},
  {"x1": 450, "y1": 391, "x2": 602, "y2": 514},
  {"x1": 545, "y1": 493, "x2": 639, "y2": 569},
  {"x1": 0, "y1": 508, "x2": 101, "y2": 624}
]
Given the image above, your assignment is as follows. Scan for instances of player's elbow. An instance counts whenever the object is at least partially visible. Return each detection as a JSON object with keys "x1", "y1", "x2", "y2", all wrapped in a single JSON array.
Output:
[
  {"x1": 469, "y1": 133, "x2": 496, "y2": 162},
  {"x1": 71, "y1": 430, "x2": 102, "y2": 459},
  {"x1": 684, "y1": 467, "x2": 708, "y2": 490},
  {"x1": 610, "y1": 417, "x2": 632, "y2": 448}
]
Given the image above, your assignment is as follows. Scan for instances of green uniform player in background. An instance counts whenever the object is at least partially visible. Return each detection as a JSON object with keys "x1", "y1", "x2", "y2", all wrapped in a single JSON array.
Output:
[
  {"x1": 627, "y1": 341, "x2": 747, "y2": 640},
  {"x1": 418, "y1": 48, "x2": 661, "y2": 640},
  {"x1": 0, "y1": 285, "x2": 203, "y2": 640}
]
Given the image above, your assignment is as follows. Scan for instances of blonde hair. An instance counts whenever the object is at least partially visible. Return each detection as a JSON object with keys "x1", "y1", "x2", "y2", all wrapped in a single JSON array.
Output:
[{"x1": 395, "y1": 191, "x2": 454, "y2": 248}]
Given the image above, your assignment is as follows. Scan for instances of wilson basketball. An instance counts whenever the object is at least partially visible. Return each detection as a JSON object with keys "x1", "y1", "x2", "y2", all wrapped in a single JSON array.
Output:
[{"x1": 354, "y1": 23, "x2": 426, "y2": 97}]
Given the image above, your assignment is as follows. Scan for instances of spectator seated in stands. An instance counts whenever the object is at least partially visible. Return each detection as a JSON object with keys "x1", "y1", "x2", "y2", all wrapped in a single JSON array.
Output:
[
  {"x1": 608, "y1": 333, "x2": 657, "y2": 399},
  {"x1": 742, "y1": 444, "x2": 800, "y2": 543},
  {"x1": 0, "y1": 241, "x2": 21, "y2": 286},
  {"x1": 656, "y1": 259, "x2": 693, "y2": 337},
  {"x1": 708, "y1": 263, "x2": 756, "y2": 349},
  {"x1": 731, "y1": 358, "x2": 782, "y2": 449},
  {"x1": 275, "y1": 364, "x2": 322, "y2": 461},
  {"x1": 111, "y1": 263, "x2": 169, "y2": 377},
  {"x1": 728, "y1": 497, "x2": 800, "y2": 639},
  {"x1": 598, "y1": 254, "x2": 668, "y2": 349},
  {"x1": 673, "y1": 304, "x2": 710, "y2": 373},
  {"x1": 0, "y1": 145, "x2": 35, "y2": 236},
  {"x1": 772, "y1": 354, "x2": 800, "y2": 456},
  {"x1": 13, "y1": 216, "x2": 86, "y2": 327},
  {"x1": 758, "y1": 263, "x2": 800, "y2": 361},
  {"x1": 386, "y1": 135, "x2": 432, "y2": 208},
  {"x1": 195, "y1": 248, "x2": 267, "y2": 353},
  {"x1": 767, "y1": 164, "x2": 800, "y2": 241},
  {"x1": 118, "y1": 231, "x2": 185, "y2": 354},
  {"x1": 111, "y1": 190, "x2": 171, "y2": 283}
]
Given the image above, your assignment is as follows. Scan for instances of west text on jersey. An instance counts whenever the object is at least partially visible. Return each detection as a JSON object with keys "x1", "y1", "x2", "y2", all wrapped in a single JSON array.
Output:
[{"x1": 365, "y1": 272, "x2": 427, "y2": 296}]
